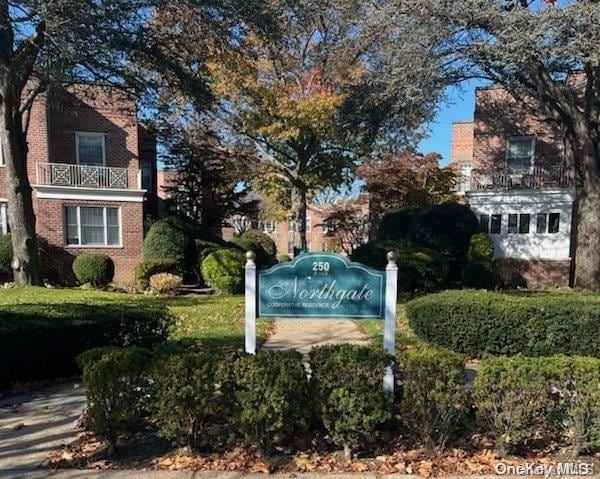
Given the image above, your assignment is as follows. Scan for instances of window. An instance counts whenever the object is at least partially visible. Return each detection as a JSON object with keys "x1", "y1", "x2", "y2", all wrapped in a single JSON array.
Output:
[
  {"x1": 0, "y1": 140, "x2": 4, "y2": 166},
  {"x1": 519, "y1": 213, "x2": 530, "y2": 234},
  {"x1": 536, "y1": 213, "x2": 547, "y2": 233},
  {"x1": 306, "y1": 216, "x2": 311, "y2": 232},
  {"x1": 459, "y1": 163, "x2": 472, "y2": 192},
  {"x1": 76, "y1": 133, "x2": 105, "y2": 166},
  {"x1": 507, "y1": 214, "x2": 518, "y2": 234},
  {"x1": 479, "y1": 214, "x2": 490, "y2": 233},
  {"x1": 506, "y1": 137, "x2": 534, "y2": 173},
  {"x1": 490, "y1": 214, "x2": 502, "y2": 234},
  {"x1": 0, "y1": 203, "x2": 8, "y2": 236},
  {"x1": 288, "y1": 218, "x2": 311, "y2": 232},
  {"x1": 259, "y1": 220, "x2": 276, "y2": 233},
  {"x1": 549, "y1": 213, "x2": 560, "y2": 233},
  {"x1": 65, "y1": 206, "x2": 121, "y2": 246},
  {"x1": 287, "y1": 242, "x2": 294, "y2": 255},
  {"x1": 537, "y1": 213, "x2": 560, "y2": 234}
]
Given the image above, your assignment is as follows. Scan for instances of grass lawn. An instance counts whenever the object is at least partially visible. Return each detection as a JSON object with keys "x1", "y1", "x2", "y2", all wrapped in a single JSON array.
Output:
[
  {"x1": 0, "y1": 286, "x2": 272, "y2": 350},
  {"x1": 355, "y1": 301, "x2": 425, "y2": 352}
]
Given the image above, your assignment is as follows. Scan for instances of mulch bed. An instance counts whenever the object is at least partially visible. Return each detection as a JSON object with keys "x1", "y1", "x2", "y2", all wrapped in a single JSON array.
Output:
[{"x1": 48, "y1": 426, "x2": 600, "y2": 476}]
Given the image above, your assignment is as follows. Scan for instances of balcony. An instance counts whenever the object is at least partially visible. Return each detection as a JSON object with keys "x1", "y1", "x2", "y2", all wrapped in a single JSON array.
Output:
[
  {"x1": 36, "y1": 163, "x2": 132, "y2": 189},
  {"x1": 467, "y1": 166, "x2": 571, "y2": 192}
]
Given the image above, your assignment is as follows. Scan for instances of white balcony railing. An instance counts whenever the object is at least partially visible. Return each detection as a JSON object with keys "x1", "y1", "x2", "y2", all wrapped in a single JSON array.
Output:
[{"x1": 36, "y1": 163, "x2": 130, "y2": 189}]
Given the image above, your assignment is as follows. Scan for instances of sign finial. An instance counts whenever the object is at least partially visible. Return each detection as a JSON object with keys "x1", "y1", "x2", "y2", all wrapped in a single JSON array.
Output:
[
  {"x1": 387, "y1": 251, "x2": 397, "y2": 263},
  {"x1": 246, "y1": 250, "x2": 256, "y2": 261}
]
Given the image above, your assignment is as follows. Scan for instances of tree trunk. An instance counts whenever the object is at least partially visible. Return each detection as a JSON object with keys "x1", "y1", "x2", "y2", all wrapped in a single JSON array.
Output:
[
  {"x1": 572, "y1": 147, "x2": 600, "y2": 289},
  {"x1": 290, "y1": 181, "x2": 308, "y2": 250},
  {"x1": 0, "y1": 83, "x2": 42, "y2": 286}
]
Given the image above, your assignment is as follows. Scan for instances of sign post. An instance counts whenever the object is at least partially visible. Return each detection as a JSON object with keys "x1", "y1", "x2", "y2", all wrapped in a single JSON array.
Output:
[
  {"x1": 244, "y1": 251, "x2": 257, "y2": 355},
  {"x1": 245, "y1": 251, "x2": 398, "y2": 392}
]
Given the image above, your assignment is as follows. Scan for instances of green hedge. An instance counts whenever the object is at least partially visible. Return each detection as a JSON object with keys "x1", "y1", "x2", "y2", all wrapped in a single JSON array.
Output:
[
  {"x1": 0, "y1": 302, "x2": 171, "y2": 391},
  {"x1": 143, "y1": 219, "x2": 196, "y2": 274},
  {"x1": 135, "y1": 259, "x2": 179, "y2": 290},
  {"x1": 72, "y1": 253, "x2": 114, "y2": 286},
  {"x1": 0, "y1": 234, "x2": 11, "y2": 277},
  {"x1": 475, "y1": 355, "x2": 600, "y2": 456},
  {"x1": 406, "y1": 290, "x2": 600, "y2": 357}
]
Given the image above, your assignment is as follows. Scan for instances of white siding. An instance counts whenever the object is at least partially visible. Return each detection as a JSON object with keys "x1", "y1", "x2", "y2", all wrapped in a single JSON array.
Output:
[{"x1": 467, "y1": 188, "x2": 573, "y2": 261}]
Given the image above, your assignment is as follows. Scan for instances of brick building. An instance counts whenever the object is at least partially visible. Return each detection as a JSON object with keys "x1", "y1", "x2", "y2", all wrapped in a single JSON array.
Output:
[
  {"x1": 451, "y1": 86, "x2": 574, "y2": 288},
  {"x1": 0, "y1": 85, "x2": 157, "y2": 284}
]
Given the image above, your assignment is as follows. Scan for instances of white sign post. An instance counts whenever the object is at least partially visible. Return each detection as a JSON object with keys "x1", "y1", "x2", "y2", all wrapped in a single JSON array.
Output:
[
  {"x1": 244, "y1": 251, "x2": 257, "y2": 355},
  {"x1": 383, "y1": 251, "x2": 398, "y2": 393}
]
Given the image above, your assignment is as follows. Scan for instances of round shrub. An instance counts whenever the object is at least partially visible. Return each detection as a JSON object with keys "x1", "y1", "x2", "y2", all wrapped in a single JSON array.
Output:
[
  {"x1": 378, "y1": 206, "x2": 425, "y2": 242},
  {"x1": 0, "y1": 234, "x2": 12, "y2": 276},
  {"x1": 406, "y1": 290, "x2": 600, "y2": 357},
  {"x1": 72, "y1": 253, "x2": 114, "y2": 286},
  {"x1": 461, "y1": 261, "x2": 500, "y2": 290},
  {"x1": 201, "y1": 248, "x2": 245, "y2": 294},
  {"x1": 240, "y1": 229, "x2": 277, "y2": 257},
  {"x1": 135, "y1": 259, "x2": 179, "y2": 290},
  {"x1": 149, "y1": 273, "x2": 183, "y2": 295},
  {"x1": 396, "y1": 246, "x2": 449, "y2": 292},
  {"x1": 277, "y1": 254, "x2": 292, "y2": 263},
  {"x1": 231, "y1": 232, "x2": 277, "y2": 269},
  {"x1": 349, "y1": 241, "x2": 399, "y2": 270},
  {"x1": 143, "y1": 219, "x2": 195, "y2": 271},
  {"x1": 468, "y1": 233, "x2": 494, "y2": 263},
  {"x1": 195, "y1": 238, "x2": 220, "y2": 262}
]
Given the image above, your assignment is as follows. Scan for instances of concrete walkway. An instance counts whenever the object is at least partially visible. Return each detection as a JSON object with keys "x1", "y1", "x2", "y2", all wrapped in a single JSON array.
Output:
[
  {"x1": 0, "y1": 383, "x2": 86, "y2": 472},
  {"x1": 262, "y1": 319, "x2": 371, "y2": 355}
]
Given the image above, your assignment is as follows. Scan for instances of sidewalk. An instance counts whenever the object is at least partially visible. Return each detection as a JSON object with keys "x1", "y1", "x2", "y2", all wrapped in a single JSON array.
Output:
[{"x1": 262, "y1": 319, "x2": 371, "y2": 355}]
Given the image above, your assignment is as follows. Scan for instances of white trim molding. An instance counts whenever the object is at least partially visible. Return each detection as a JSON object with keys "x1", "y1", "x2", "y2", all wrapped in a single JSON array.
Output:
[{"x1": 33, "y1": 184, "x2": 147, "y2": 202}]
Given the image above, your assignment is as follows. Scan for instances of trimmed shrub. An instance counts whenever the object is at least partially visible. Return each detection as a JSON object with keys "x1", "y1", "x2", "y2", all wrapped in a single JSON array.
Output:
[
  {"x1": 399, "y1": 347, "x2": 469, "y2": 452},
  {"x1": 231, "y1": 232, "x2": 276, "y2": 269},
  {"x1": 406, "y1": 290, "x2": 600, "y2": 357},
  {"x1": 143, "y1": 219, "x2": 195, "y2": 272},
  {"x1": 223, "y1": 351, "x2": 310, "y2": 453},
  {"x1": 240, "y1": 229, "x2": 277, "y2": 257},
  {"x1": 78, "y1": 347, "x2": 152, "y2": 446},
  {"x1": 349, "y1": 241, "x2": 392, "y2": 270},
  {"x1": 72, "y1": 253, "x2": 114, "y2": 286},
  {"x1": 195, "y1": 238, "x2": 220, "y2": 263},
  {"x1": 135, "y1": 259, "x2": 179, "y2": 290},
  {"x1": 461, "y1": 261, "x2": 500, "y2": 290},
  {"x1": 149, "y1": 273, "x2": 182, "y2": 295},
  {"x1": 467, "y1": 233, "x2": 494, "y2": 263},
  {"x1": 0, "y1": 234, "x2": 12, "y2": 277},
  {"x1": 396, "y1": 246, "x2": 449, "y2": 292},
  {"x1": 309, "y1": 345, "x2": 393, "y2": 458},
  {"x1": 150, "y1": 352, "x2": 225, "y2": 448},
  {"x1": 378, "y1": 206, "x2": 424, "y2": 242},
  {"x1": 0, "y1": 301, "x2": 170, "y2": 391},
  {"x1": 277, "y1": 254, "x2": 292, "y2": 263},
  {"x1": 201, "y1": 248, "x2": 245, "y2": 294}
]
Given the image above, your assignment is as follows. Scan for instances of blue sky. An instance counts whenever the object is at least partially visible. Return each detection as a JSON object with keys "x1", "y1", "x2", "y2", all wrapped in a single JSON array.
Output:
[{"x1": 417, "y1": 80, "x2": 483, "y2": 166}]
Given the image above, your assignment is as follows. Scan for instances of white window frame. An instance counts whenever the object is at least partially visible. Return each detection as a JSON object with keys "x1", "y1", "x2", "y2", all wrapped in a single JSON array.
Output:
[
  {"x1": 506, "y1": 136, "x2": 535, "y2": 174},
  {"x1": 0, "y1": 202, "x2": 8, "y2": 236},
  {"x1": 458, "y1": 163, "x2": 473, "y2": 192},
  {"x1": 64, "y1": 205, "x2": 122, "y2": 248},
  {"x1": 0, "y1": 140, "x2": 4, "y2": 166},
  {"x1": 75, "y1": 132, "x2": 106, "y2": 166}
]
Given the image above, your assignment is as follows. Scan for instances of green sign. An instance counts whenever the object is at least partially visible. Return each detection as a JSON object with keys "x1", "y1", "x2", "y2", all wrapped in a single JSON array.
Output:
[{"x1": 258, "y1": 253, "x2": 385, "y2": 318}]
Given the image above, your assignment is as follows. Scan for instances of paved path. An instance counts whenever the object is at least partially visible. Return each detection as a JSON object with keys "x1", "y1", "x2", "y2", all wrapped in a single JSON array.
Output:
[
  {"x1": 262, "y1": 318, "x2": 371, "y2": 355},
  {"x1": 0, "y1": 383, "x2": 86, "y2": 472}
]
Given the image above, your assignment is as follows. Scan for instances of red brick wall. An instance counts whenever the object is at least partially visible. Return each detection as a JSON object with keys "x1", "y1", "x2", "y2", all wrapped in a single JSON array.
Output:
[
  {"x1": 495, "y1": 258, "x2": 571, "y2": 289},
  {"x1": 450, "y1": 122, "x2": 475, "y2": 166},
  {"x1": 473, "y1": 87, "x2": 563, "y2": 172},
  {"x1": 35, "y1": 199, "x2": 143, "y2": 284}
]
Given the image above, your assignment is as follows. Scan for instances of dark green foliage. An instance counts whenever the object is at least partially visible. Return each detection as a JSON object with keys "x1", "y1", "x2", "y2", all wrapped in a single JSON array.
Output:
[
  {"x1": 223, "y1": 351, "x2": 310, "y2": 453},
  {"x1": 349, "y1": 241, "x2": 393, "y2": 270},
  {"x1": 277, "y1": 254, "x2": 292, "y2": 263},
  {"x1": 461, "y1": 262, "x2": 500, "y2": 290},
  {"x1": 406, "y1": 290, "x2": 600, "y2": 357},
  {"x1": 142, "y1": 219, "x2": 196, "y2": 273},
  {"x1": 194, "y1": 238, "x2": 220, "y2": 263},
  {"x1": 231, "y1": 231, "x2": 277, "y2": 269},
  {"x1": 135, "y1": 259, "x2": 179, "y2": 290},
  {"x1": 72, "y1": 253, "x2": 114, "y2": 286},
  {"x1": 378, "y1": 206, "x2": 424, "y2": 242},
  {"x1": 79, "y1": 347, "x2": 152, "y2": 445},
  {"x1": 396, "y1": 246, "x2": 449, "y2": 292},
  {"x1": 150, "y1": 352, "x2": 225, "y2": 448},
  {"x1": 201, "y1": 248, "x2": 246, "y2": 294},
  {"x1": 240, "y1": 229, "x2": 277, "y2": 257},
  {"x1": 0, "y1": 234, "x2": 12, "y2": 277},
  {"x1": 399, "y1": 347, "x2": 469, "y2": 452},
  {"x1": 0, "y1": 302, "x2": 170, "y2": 391},
  {"x1": 407, "y1": 203, "x2": 479, "y2": 259},
  {"x1": 467, "y1": 233, "x2": 494, "y2": 263},
  {"x1": 309, "y1": 345, "x2": 393, "y2": 456}
]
